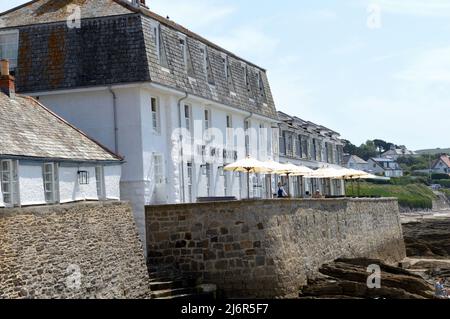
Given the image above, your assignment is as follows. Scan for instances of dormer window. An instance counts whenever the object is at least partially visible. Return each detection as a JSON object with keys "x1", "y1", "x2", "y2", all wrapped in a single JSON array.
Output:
[
  {"x1": 223, "y1": 56, "x2": 235, "y2": 93},
  {"x1": 153, "y1": 24, "x2": 169, "y2": 69},
  {"x1": 202, "y1": 47, "x2": 215, "y2": 85},
  {"x1": 179, "y1": 37, "x2": 187, "y2": 70},
  {"x1": 0, "y1": 30, "x2": 19, "y2": 71},
  {"x1": 257, "y1": 72, "x2": 267, "y2": 102}
]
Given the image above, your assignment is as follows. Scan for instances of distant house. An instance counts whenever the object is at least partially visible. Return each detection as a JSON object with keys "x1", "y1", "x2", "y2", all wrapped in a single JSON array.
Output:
[
  {"x1": 382, "y1": 145, "x2": 416, "y2": 160},
  {"x1": 431, "y1": 155, "x2": 450, "y2": 174},
  {"x1": 0, "y1": 60, "x2": 123, "y2": 208},
  {"x1": 342, "y1": 155, "x2": 369, "y2": 172},
  {"x1": 367, "y1": 157, "x2": 403, "y2": 178}
]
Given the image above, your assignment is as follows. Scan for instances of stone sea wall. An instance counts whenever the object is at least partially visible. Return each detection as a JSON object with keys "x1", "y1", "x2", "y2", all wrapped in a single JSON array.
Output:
[
  {"x1": 0, "y1": 201, "x2": 150, "y2": 299},
  {"x1": 146, "y1": 198, "x2": 406, "y2": 298}
]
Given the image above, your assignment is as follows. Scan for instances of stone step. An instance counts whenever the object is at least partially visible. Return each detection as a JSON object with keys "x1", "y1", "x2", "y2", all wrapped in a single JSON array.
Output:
[
  {"x1": 149, "y1": 278, "x2": 197, "y2": 291},
  {"x1": 151, "y1": 287, "x2": 195, "y2": 299}
]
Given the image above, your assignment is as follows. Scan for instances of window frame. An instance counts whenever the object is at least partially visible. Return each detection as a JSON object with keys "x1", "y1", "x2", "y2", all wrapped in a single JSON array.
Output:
[
  {"x1": 1, "y1": 159, "x2": 19, "y2": 207},
  {"x1": 151, "y1": 96, "x2": 161, "y2": 135},
  {"x1": 153, "y1": 154, "x2": 164, "y2": 185},
  {"x1": 0, "y1": 30, "x2": 19, "y2": 70},
  {"x1": 43, "y1": 162, "x2": 58, "y2": 204}
]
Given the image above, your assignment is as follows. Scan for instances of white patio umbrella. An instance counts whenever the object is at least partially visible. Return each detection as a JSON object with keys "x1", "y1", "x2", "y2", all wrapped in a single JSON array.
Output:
[
  {"x1": 224, "y1": 156, "x2": 273, "y2": 199},
  {"x1": 338, "y1": 168, "x2": 373, "y2": 197},
  {"x1": 308, "y1": 167, "x2": 347, "y2": 179},
  {"x1": 271, "y1": 163, "x2": 313, "y2": 197}
]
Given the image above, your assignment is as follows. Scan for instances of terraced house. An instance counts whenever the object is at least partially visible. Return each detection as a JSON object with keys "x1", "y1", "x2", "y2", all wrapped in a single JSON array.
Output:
[
  {"x1": 277, "y1": 111, "x2": 345, "y2": 197},
  {"x1": 0, "y1": 0, "x2": 280, "y2": 243}
]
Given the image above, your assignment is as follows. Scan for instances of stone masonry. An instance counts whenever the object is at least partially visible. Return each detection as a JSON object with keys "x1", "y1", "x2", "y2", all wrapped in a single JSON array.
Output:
[
  {"x1": 146, "y1": 198, "x2": 406, "y2": 298},
  {"x1": 0, "y1": 201, "x2": 150, "y2": 299}
]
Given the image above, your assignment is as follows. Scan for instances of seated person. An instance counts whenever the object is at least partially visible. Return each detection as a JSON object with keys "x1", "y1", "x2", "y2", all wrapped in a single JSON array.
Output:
[{"x1": 312, "y1": 190, "x2": 324, "y2": 199}]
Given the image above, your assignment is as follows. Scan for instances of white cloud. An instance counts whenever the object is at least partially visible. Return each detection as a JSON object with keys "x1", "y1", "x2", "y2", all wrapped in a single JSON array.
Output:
[
  {"x1": 149, "y1": 0, "x2": 235, "y2": 30},
  {"x1": 394, "y1": 47, "x2": 450, "y2": 82},
  {"x1": 374, "y1": 0, "x2": 450, "y2": 17}
]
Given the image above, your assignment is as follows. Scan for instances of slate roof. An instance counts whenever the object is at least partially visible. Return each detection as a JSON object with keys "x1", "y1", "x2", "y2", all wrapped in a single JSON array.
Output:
[
  {"x1": 0, "y1": 0, "x2": 278, "y2": 120},
  {"x1": 432, "y1": 155, "x2": 450, "y2": 169},
  {"x1": 277, "y1": 111, "x2": 342, "y2": 142},
  {"x1": 343, "y1": 155, "x2": 367, "y2": 165},
  {"x1": 0, "y1": 92, "x2": 122, "y2": 162}
]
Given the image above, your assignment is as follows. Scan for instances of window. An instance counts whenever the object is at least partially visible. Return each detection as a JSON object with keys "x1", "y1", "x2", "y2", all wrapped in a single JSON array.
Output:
[
  {"x1": 295, "y1": 135, "x2": 302, "y2": 157},
  {"x1": 154, "y1": 24, "x2": 169, "y2": 69},
  {"x1": 43, "y1": 163, "x2": 58, "y2": 204},
  {"x1": 1, "y1": 160, "x2": 19, "y2": 206},
  {"x1": 153, "y1": 154, "x2": 164, "y2": 184},
  {"x1": 226, "y1": 115, "x2": 233, "y2": 147},
  {"x1": 301, "y1": 136, "x2": 309, "y2": 159},
  {"x1": 95, "y1": 166, "x2": 105, "y2": 199},
  {"x1": 244, "y1": 120, "x2": 250, "y2": 156},
  {"x1": 187, "y1": 162, "x2": 193, "y2": 202},
  {"x1": 78, "y1": 171, "x2": 89, "y2": 185},
  {"x1": 202, "y1": 47, "x2": 215, "y2": 85},
  {"x1": 279, "y1": 131, "x2": 286, "y2": 156},
  {"x1": 257, "y1": 72, "x2": 267, "y2": 102},
  {"x1": 245, "y1": 66, "x2": 252, "y2": 93},
  {"x1": 179, "y1": 37, "x2": 187, "y2": 70},
  {"x1": 224, "y1": 56, "x2": 235, "y2": 92},
  {"x1": 184, "y1": 104, "x2": 191, "y2": 132},
  {"x1": 204, "y1": 109, "x2": 210, "y2": 132},
  {"x1": 151, "y1": 97, "x2": 161, "y2": 134},
  {"x1": 0, "y1": 31, "x2": 19, "y2": 70}
]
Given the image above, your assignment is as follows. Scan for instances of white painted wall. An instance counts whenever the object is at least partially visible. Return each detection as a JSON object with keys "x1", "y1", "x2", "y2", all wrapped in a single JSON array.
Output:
[
  {"x1": 18, "y1": 163, "x2": 46, "y2": 206},
  {"x1": 59, "y1": 166, "x2": 98, "y2": 203},
  {"x1": 104, "y1": 165, "x2": 122, "y2": 200},
  {"x1": 39, "y1": 90, "x2": 116, "y2": 152}
]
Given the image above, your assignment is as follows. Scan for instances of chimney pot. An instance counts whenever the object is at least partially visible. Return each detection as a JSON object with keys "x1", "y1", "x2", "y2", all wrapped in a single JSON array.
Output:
[{"x1": 0, "y1": 59, "x2": 15, "y2": 98}]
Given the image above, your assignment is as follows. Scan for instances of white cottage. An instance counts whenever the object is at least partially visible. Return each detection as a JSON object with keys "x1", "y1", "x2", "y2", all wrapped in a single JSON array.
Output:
[{"x1": 0, "y1": 60, "x2": 122, "y2": 207}]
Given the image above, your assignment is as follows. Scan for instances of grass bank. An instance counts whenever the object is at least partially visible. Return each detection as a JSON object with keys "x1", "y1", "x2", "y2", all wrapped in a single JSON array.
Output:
[{"x1": 345, "y1": 182, "x2": 436, "y2": 210}]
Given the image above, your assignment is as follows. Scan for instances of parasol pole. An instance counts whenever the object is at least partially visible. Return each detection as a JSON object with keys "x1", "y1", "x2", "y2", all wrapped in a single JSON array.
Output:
[{"x1": 247, "y1": 167, "x2": 251, "y2": 199}]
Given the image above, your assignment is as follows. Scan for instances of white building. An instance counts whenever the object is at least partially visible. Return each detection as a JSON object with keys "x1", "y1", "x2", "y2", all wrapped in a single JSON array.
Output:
[
  {"x1": 431, "y1": 155, "x2": 450, "y2": 174},
  {"x1": 367, "y1": 158, "x2": 404, "y2": 178},
  {"x1": 343, "y1": 155, "x2": 369, "y2": 172},
  {"x1": 277, "y1": 112, "x2": 346, "y2": 197},
  {"x1": 0, "y1": 0, "x2": 279, "y2": 244},
  {"x1": 0, "y1": 61, "x2": 122, "y2": 208}
]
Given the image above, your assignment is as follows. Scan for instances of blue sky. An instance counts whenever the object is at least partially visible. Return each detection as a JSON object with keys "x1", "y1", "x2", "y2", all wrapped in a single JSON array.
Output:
[{"x1": 2, "y1": 0, "x2": 450, "y2": 150}]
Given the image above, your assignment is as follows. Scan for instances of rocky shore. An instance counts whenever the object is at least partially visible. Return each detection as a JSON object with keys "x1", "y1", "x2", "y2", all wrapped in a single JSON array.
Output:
[{"x1": 299, "y1": 210, "x2": 450, "y2": 299}]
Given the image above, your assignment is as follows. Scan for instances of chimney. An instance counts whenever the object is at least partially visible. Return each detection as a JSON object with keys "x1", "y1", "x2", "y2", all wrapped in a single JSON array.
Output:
[{"x1": 0, "y1": 59, "x2": 15, "y2": 98}]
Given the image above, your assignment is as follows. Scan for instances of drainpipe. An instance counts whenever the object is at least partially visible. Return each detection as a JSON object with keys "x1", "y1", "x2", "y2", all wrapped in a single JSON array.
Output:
[
  {"x1": 178, "y1": 92, "x2": 189, "y2": 203},
  {"x1": 108, "y1": 87, "x2": 119, "y2": 154}
]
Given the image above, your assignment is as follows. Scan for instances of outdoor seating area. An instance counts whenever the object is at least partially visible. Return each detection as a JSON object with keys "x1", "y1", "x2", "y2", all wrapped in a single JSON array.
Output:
[{"x1": 224, "y1": 156, "x2": 380, "y2": 199}]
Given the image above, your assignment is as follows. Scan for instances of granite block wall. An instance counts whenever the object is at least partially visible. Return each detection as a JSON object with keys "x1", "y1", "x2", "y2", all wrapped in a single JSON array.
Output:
[
  {"x1": 0, "y1": 201, "x2": 150, "y2": 299},
  {"x1": 146, "y1": 198, "x2": 406, "y2": 298}
]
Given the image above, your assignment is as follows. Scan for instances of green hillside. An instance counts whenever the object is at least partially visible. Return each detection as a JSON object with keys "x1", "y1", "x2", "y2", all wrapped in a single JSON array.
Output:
[
  {"x1": 416, "y1": 148, "x2": 450, "y2": 155},
  {"x1": 346, "y1": 182, "x2": 436, "y2": 210}
]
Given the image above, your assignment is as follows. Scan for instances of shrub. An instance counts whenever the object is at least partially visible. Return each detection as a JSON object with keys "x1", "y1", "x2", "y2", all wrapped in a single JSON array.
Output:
[
  {"x1": 436, "y1": 180, "x2": 450, "y2": 188},
  {"x1": 432, "y1": 173, "x2": 450, "y2": 180}
]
